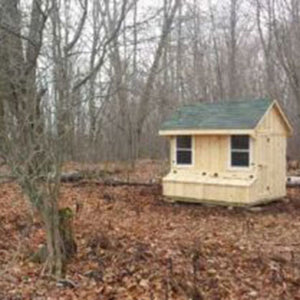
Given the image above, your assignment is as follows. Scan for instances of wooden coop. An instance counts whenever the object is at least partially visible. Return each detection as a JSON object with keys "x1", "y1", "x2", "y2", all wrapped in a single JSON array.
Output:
[{"x1": 159, "y1": 99, "x2": 293, "y2": 206}]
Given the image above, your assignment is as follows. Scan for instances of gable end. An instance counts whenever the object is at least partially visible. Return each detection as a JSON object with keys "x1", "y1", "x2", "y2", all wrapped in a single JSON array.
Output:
[{"x1": 255, "y1": 100, "x2": 293, "y2": 135}]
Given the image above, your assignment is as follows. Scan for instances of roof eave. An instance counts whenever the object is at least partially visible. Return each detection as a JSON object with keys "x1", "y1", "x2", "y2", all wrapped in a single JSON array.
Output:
[{"x1": 159, "y1": 129, "x2": 256, "y2": 136}]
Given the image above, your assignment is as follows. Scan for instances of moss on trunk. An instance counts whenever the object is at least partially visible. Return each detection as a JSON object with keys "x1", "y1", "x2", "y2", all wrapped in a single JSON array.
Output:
[{"x1": 30, "y1": 207, "x2": 77, "y2": 275}]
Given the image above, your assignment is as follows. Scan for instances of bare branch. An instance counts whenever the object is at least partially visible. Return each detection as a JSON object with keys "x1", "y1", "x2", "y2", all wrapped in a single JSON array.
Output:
[
  {"x1": 72, "y1": 0, "x2": 128, "y2": 92},
  {"x1": 65, "y1": 0, "x2": 88, "y2": 52}
]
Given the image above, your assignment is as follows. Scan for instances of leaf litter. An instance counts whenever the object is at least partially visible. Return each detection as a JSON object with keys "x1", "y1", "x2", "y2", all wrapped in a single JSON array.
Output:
[{"x1": 1, "y1": 160, "x2": 300, "y2": 299}]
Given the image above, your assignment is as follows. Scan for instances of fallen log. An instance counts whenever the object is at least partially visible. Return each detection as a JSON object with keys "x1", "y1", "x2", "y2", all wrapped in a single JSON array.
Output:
[
  {"x1": 286, "y1": 176, "x2": 300, "y2": 187},
  {"x1": 60, "y1": 172, "x2": 84, "y2": 182},
  {"x1": 0, "y1": 172, "x2": 84, "y2": 184},
  {"x1": 72, "y1": 179, "x2": 160, "y2": 187},
  {"x1": 0, "y1": 174, "x2": 17, "y2": 184},
  {"x1": 101, "y1": 179, "x2": 159, "y2": 186}
]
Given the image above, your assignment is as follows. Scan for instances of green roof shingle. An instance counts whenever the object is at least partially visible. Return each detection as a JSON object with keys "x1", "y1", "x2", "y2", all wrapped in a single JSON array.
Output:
[{"x1": 161, "y1": 98, "x2": 273, "y2": 130}]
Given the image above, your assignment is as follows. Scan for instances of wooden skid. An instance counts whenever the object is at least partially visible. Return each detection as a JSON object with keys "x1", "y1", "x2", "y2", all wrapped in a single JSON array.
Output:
[{"x1": 163, "y1": 195, "x2": 285, "y2": 207}]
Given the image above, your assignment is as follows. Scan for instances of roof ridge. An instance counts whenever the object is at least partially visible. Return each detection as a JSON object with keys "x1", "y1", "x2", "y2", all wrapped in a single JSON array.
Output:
[{"x1": 181, "y1": 98, "x2": 272, "y2": 107}]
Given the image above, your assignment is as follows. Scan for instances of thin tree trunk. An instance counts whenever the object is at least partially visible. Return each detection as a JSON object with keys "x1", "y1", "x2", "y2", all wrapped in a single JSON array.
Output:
[
  {"x1": 228, "y1": 0, "x2": 238, "y2": 99},
  {"x1": 135, "y1": 0, "x2": 179, "y2": 158}
]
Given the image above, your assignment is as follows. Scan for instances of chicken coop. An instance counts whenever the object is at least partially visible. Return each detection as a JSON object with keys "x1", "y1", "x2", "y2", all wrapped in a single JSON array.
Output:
[{"x1": 159, "y1": 98, "x2": 292, "y2": 206}]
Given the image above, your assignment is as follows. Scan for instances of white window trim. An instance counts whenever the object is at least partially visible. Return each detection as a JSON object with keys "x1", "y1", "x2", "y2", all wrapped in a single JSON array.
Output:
[
  {"x1": 228, "y1": 135, "x2": 253, "y2": 170},
  {"x1": 174, "y1": 135, "x2": 194, "y2": 167}
]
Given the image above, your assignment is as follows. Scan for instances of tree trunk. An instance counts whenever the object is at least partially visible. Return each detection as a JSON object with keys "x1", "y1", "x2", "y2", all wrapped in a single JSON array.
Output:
[
  {"x1": 36, "y1": 199, "x2": 76, "y2": 277},
  {"x1": 135, "y1": 0, "x2": 179, "y2": 158},
  {"x1": 228, "y1": 0, "x2": 238, "y2": 99},
  {"x1": 43, "y1": 204, "x2": 63, "y2": 277}
]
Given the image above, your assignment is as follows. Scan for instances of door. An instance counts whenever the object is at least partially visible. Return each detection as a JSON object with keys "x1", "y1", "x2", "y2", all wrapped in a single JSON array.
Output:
[{"x1": 258, "y1": 135, "x2": 271, "y2": 197}]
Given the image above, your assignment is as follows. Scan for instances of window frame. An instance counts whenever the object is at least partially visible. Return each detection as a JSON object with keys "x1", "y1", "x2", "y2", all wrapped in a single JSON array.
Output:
[
  {"x1": 175, "y1": 135, "x2": 194, "y2": 167},
  {"x1": 228, "y1": 135, "x2": 252, "y2": 169}
]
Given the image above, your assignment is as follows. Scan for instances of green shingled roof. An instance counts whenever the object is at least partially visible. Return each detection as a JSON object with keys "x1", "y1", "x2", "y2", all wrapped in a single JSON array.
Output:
[{"x1": 161, "y1": 98, "x2": 273, "y2": 130}]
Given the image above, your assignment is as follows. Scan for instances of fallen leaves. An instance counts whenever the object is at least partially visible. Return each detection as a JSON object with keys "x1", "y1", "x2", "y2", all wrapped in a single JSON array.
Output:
[{"x1": 1, "y1": 160, "x2": 300, "y2": 299}]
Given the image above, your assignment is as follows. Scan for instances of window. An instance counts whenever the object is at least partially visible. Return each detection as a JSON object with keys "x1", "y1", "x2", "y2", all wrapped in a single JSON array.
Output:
[
  {"x1": 176, "y1": 136, "x2": 192, "y2": 165},
  {"x1": 230, "y1": 135, "x2": 250, "y2": 167}
]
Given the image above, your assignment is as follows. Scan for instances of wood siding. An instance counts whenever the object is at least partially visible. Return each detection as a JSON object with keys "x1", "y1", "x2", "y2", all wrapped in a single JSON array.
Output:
[
  {"x1": 163, "y1": 105, "x2": 289, "y2": 205},
  {"x1": 251, "y1": 105, "x2": 287, "y2": 201}
]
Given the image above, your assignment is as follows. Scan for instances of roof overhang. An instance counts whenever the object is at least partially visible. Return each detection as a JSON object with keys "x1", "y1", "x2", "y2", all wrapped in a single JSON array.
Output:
[{"x1": 159, "y1": 129, "x2": 256, "y2": 136}]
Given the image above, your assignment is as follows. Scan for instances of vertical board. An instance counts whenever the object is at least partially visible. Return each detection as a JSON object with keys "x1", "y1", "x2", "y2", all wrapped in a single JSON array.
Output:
[
  {"x1": 170, "y1": 137, "x2": 175, "y2": 166},
  {"x1": 194, "y1": 135, "x2": 227, "y2": 173}
]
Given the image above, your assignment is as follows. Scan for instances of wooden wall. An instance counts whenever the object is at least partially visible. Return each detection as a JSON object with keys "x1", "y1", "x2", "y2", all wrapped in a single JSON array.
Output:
[
  {"x1": 170, "y1": 135, "x2": 254, "y2": 176},
  {"x1": 251, "y1": 105, "x2": 287, "y2": 201},
  {"x1": 163, "y1": 180, "x2": 250, "y2": 205}
]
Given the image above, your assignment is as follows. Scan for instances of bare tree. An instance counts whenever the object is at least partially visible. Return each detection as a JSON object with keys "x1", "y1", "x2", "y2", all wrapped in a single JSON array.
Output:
[
  {"x1": 0, "y1": 0, "x2": 70, "y2": 277},
  {"x1": 0, "y1": 0, "x2": 130, "y2": 277},
  {"x1": 134, "y1": 0, "x2": 180, "y2": 158},
  {"x1": 228, "y1": 0, "x2": 238, "y2": 99}
]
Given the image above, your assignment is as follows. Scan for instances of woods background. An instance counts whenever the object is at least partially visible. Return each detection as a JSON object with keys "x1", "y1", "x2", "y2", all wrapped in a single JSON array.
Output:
[
  {"x1": 1, "y1": 0, "x2": 300, "y2": 163},
  {"x1": 1, "y1": 0, "x2": 300, "y2": 283}
]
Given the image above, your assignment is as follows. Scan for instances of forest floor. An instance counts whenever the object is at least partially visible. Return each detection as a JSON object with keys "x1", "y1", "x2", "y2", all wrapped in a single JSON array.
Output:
[{"x1": 1, "y1": 160, "x2": 300, "y2": 299}]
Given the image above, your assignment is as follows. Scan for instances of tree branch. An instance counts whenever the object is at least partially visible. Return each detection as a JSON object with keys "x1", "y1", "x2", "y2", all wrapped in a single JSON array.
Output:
[{"x1": 72, "y1": 0, "x2": 128, "y2": 92}]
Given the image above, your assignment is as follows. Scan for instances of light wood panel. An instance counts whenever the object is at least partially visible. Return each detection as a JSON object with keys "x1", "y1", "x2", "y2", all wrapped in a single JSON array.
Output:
[{"x1": 163, "y1": 104, "x2": 290, "y2": 205}]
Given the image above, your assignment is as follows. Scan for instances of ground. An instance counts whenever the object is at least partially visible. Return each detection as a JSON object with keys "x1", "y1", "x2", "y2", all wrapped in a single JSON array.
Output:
[{"x1": 1, "y1": 160, "x2": 300, "y2": 299}]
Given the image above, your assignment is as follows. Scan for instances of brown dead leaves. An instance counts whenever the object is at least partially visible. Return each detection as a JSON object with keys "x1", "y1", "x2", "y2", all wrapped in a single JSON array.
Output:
[{"x1": 1, "y1": 161, "x2": 300, "y2": 299}]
